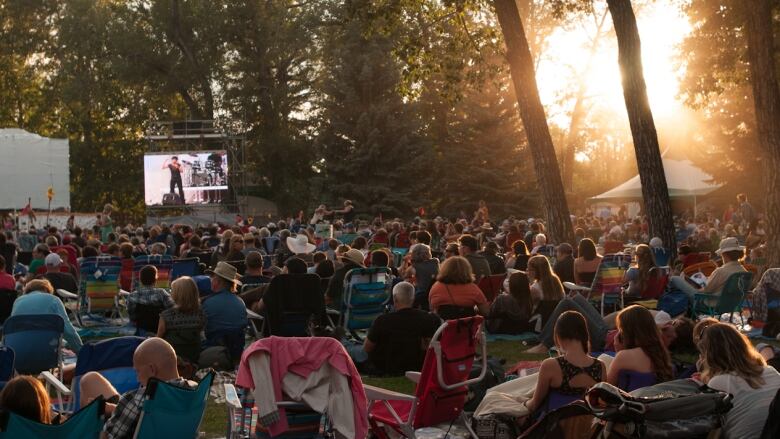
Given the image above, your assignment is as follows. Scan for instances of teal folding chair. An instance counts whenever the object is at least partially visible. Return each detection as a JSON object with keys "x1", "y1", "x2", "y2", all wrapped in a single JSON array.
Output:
[
  {"x1": 0, "y1": 397, "x2": 104, "y2": 438},
  {"x1": 133, "y1": 371, "x2": 214, "y2": 439},
  {"x1": 692, "y1": 272, "x2": 754, "y2": 324}
]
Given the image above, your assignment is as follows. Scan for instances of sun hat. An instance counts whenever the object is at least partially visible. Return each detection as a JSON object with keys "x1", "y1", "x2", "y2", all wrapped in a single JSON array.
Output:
[
  {"x1": 45, "y1": 253, "x2": 63, "y2": 267},
  {"x1": 206, "y1": 261, "x2": 242, "y2": 286},
  {"x1": 715, "y1": 237, "x2": 745, "y2": 255},
  {"x1": 286, "y1": 234, "x2": 316, "y2": 254},
  {"x1": 340, "y1": 249, "x2": 366, "y2": 267}
]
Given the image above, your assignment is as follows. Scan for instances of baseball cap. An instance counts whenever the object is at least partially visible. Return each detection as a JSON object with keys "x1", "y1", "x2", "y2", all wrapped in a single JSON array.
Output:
[{"x1": 45, "y1": 253, "x2": 63, "y2": 267}]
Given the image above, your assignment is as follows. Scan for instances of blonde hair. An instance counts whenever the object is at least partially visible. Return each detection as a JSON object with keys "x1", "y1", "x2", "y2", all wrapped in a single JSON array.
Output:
[
  {"x1": 170, "y1": 277, "x2": 201, "y2": 314},
  {"x1": 699, "y1": 323, "x2": 766, "y2": 388},
  {"x1": 527, "y1": 255, "x2": 564, "y2": 301},
  {"x1": 436, "y1": 256, "x2": 475, "y2": 284},
  {"x1": 24, "y1": 279, "x2": 54, "y2": 294}
]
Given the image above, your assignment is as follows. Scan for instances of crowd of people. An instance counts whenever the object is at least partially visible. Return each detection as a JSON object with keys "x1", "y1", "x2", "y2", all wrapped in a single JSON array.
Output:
[{"x1": 0, "y1": 194, "x2": 777, "y2": 438}]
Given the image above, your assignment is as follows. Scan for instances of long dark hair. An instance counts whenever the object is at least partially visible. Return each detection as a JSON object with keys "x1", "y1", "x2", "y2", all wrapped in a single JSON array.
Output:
[
  {"x1": 555, "y1": 311, "x2": 590, "y2": 353},
  {"x1": 617, "y1": 305, "x2": 674, "y2": 382},
  {"x1": 507, "y1": 271, "x2": 533, "y2": 319},
  {"x1": 633, "y1": 244, "x2": 658, "y2": 293},
  {"x1": 578, "y1": 238, "x2": 598, "y2": 261}
]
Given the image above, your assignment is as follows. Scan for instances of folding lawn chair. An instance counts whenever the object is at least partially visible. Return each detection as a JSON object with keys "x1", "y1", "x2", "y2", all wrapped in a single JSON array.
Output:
[
  {"x1": 328, "y1": 267, "x2": 392, "y2": 339},
  {"x1": 41, "y1": 336, "x2": 144, "y2": 413},
  {"x1": 133, "y1": 255, "x2": 174, "y2": 289},
  {"x1": 132, "y1": 371, "x2": 214, "y2": 439},
  {"x1": 60, "y1": 256, "x2": 124, "y2": 326},
  {"x1": 0, "y1": 289, "x2": 18, "y2": 329},
  {"x1": 683, "y1": 261, "x2": 718, "y2": 277},
  {"x1": 2, "y1": 314, "x2": 67, "y2": 409},
  {"x1": 0, "y1": 396, "x2": 105, "y2": 438},
  {"x1": 0, "y1": 347, "x2": 14, "y2": 391},
  {"x1": 563, "y1": 254, "x2": 630, "y2": 315},
  {"x1": 171, "y1": 257, "x2": 202, "y2": 280},
  {"x1": 692, "y1": 272, "x2": 753, "y2": 324}
]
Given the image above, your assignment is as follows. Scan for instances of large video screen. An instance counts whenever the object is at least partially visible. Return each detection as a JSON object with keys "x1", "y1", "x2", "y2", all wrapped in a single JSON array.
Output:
[{"x1": 144, "y1": 151, "x2": 228, "y2": 206}]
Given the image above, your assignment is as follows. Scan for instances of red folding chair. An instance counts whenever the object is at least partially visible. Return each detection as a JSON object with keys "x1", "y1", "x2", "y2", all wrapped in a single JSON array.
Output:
[{"x1": 365, "y1": 316, "x2": 487, "y2": 438}]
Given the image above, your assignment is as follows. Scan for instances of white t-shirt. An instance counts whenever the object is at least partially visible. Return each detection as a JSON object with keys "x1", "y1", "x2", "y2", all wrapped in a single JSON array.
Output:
[{"x1": 707, "y1": 366, "x2": 780, "y2": 438}]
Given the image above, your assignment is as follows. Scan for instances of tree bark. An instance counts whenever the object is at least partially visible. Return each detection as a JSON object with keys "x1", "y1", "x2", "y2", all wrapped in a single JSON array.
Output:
[
  {"x1": 606, "y1": 0, "x2": 677, "y2": 256},
  {"x1": 743, "y1": 0, "x2": 780, "y2": 268},
  {"x1": 492, "y1": 0, "x2": 574, "y2": 245}
]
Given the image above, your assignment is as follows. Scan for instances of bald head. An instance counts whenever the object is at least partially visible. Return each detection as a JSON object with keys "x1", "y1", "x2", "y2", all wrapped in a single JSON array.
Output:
[{"x1": 133, "y1": 337, "x2": 179, "y2": 385}]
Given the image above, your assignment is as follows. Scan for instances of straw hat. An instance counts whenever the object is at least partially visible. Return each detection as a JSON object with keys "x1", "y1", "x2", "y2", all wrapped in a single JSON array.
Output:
[
  {"x1": 340, "y1": 249, "x2": 366, "y2": 267},
  {"x1": 715, "y1": 237, "x2": 745, "y2": 255},
  {"x1": 206, "y1": 261, "x2": 242, "y2": 286},
  {"x1": 287, "y1": 234, "x2": 316, "y2": 254}
]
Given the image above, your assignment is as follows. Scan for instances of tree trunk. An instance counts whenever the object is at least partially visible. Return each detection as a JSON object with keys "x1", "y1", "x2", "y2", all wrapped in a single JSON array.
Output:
[
  {"x1": 743, "y1": 0, "x2": 780, "y2": 268},
  {"x1": 492, "y1": 0, "x2": 574, "y2": 245},
  {"x1": 606, "y1": 0, "x2": 676, "y2": 256}
]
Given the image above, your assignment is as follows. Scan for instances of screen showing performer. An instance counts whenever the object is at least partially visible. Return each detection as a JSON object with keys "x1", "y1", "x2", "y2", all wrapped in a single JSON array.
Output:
[{"x1": 143, "y1": 151, "x2": 229, "y2": 206}]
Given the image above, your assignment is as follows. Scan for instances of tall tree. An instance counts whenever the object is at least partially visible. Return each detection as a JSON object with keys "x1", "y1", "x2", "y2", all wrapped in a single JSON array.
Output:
[
  {"x1": 742, "y1": 0, "x2": 780, "y2": 267},
  {"x1": 606, "y1": 0, "x2": 676, "y2": 254},
  {"x1": 492, "y1": 0, "x2": 574, "y2": 244}
]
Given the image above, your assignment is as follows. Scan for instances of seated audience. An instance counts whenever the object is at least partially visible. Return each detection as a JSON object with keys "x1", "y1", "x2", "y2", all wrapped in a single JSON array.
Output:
[
  {"x1": 526, "y1": 255, "x2": 564, "y2": 308},
  {"x1": 0, "y1": 255, "x2": 15, "y2": 290},
  {"x1": 127, "y1": 265, "x2": 174, "y2": 323},
  {"x1": 42, "y1": 253, "x2": 78, "y2": 294},
  {"x1": 315, "y1": 258, "x2": 335, "y2": 279},
  {"x1": 0, "y1": 375, "x2": 53, "y2": 424},
  {"x1": 530, "y1": 233, "x2": 550, "y2": 256},
  {"x1": 623, "y1": 244, "x2": 659, "y2": 298},
  {"x1": 12, "y1": 279, "x2": 82, "y2": 353},
  {"x1": 326, "y1": 248, "x2": 365, "y2": 308},
  {"x1": 608, "y1": 305, "x2": 674, "y2": 390},
  {"x1": 524, "y1": 311, "x2": 606, "y2": 414},
  {"x1": 202, "y1": 262, "x2": 248, "y2": 347},
  {"x1": 481, "y1": 242, "x2": 506, "y2": 275},
  {"x1": 504, "y1": 240, "x2": 531, "y2": 271},
  {"x1": 241, "y1": 251, "x2": 269, "y2": 286},
  {"x1": 157, "y1": 276, "x2": 206, "y2": 365},
  {"x1": 574, "y1": 238, "x2": 601, "y2": 286},
  {"x1": 255, "y1": 257, "x2": 324, "y2": 335},
  {"x1": 698, "y1": 323, "x2": 780, "y2": 438},
  {"x1": 458, "y1": 235, "x2": 491, "y2": 279},
  {"x1": 26, "y1": 244, "x2": 49, "y2": 282},
  {"x1": 363, "y1": 282, "x2": 441, "y2": 375},
  {"x1": 400, "y1": 243, "x2": 439, "y2": 310},
  {"x1": 486, "y1": 271, "x2": 534, "y2": 334},
  {"x1": 553, "y1": 243, "x2": 575, "y2": 285},
  {"x1": 669, "y1": 237, "x2": 747, "y2": 299},
  {"x1": 79, "y1": 338, "x2": 196, "y2": 438},
  {"x1": 428, "y1": 256, "x2": 488, "y2": 319}
]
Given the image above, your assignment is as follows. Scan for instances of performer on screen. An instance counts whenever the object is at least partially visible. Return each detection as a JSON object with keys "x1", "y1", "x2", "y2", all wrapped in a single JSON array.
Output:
[{"x1": 161, "y1": 156, "x2": 186, "y2": 204}]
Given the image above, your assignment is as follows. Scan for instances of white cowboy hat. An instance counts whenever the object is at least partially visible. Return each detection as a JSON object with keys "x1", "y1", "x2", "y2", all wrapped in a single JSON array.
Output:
[
  {"x1": 287, "y1": 234, "x2": 316, "y2": 254},
  {"x1": 715, "y1": 237, "x2": 745, "y2": 255},
  {"x1": 206, "y1": 261, "x2": 243, "y2": 286}
]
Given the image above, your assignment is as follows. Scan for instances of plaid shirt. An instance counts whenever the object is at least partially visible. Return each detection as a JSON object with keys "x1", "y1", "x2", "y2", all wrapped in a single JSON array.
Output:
[
  {"x1": 127, "y1": 286, "x2": 174, "y2": 321},
  {"x1": 105, "y1": 378, "x2": 194, "y2": 439}
]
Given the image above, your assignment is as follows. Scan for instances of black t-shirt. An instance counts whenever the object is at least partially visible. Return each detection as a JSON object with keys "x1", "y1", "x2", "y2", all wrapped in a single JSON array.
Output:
[
  {"x1": 367, "y1": 308, "x2": 441, "y2": 375},
  {"x1": 169, "y1": 163, "x2": 182, "y2": 180},
  {"x1": 44, "y1": 271, "x2": 78, "y2": 294},
  {"x1": 343, "y1": 206, "x2": 355, "y2": 224}
]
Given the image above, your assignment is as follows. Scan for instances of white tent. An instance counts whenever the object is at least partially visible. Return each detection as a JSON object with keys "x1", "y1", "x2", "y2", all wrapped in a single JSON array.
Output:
[
  {"x1": 590, "y1": 158, "x2": 721, "y2": 202},
  {"x1": 0, "y1": 128, "x2": 70, "y2": 210}
]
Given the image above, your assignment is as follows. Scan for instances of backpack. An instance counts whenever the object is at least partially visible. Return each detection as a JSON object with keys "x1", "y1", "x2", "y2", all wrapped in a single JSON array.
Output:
[
  {"x1": 465, "y1": 357, "x2": 505, "y2": 412},
  {"x1": 656, "y1": 289, "x2": 689, "y2": 318},
  {"x1": 517, "y1": 402, "x2": 595, "y2": 439}
]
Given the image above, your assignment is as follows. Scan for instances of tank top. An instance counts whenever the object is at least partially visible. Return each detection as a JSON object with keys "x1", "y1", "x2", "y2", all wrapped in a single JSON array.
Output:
[{"x1": 555, "y1": 356, "x2": 603, "y2": 395}]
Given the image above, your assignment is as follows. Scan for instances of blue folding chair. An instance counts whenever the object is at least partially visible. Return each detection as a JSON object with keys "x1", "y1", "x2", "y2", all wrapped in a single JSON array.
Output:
[
  {"x1": 133, "y1": 371, "x2": 214, "y2": 439},
  {"x1": 0, "y1": 396, "x2": 105, "y2": 438},
  {"x1": 171, "y1": 258, "x2": 201, "y2": 281},
  {"x1": 44, "y1": 336, "x2": 144, "y2": 412},
  {"x1": 330, "y1": 267, "x2": 392, "y2": 339},
  {"x1": 0, "y1": 347, "x2": 14, "y2": 390}
]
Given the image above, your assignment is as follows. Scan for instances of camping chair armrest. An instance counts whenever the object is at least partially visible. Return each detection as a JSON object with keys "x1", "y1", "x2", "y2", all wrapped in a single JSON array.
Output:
[
  {"x1": 404, "y1": 371, "x2": 421, "y2": 383},
  {"x1": 562, "y1": 282, "x2": 589, "y2": 292},
  {"x1": 223, "y1": 384, "x2": 242, "y2": 410},
  {"x1": 326, "y1": 308, "x2": 341, "y2": 317},
  {"x1": 363, "y1": 384, "x2": 416, "y2": 402},
  {"x1": 40, "y1": 371, "x2": 71, "y2": 396},
  {"x1": 246, "y1": 309, "x2": 264, "y2": 321},
  {"x1": 118, "y1": 289, "x2": 131, "y2": 297},
  {"x1": 56, "y1": 289, "x2": 78, "y2": 300}
]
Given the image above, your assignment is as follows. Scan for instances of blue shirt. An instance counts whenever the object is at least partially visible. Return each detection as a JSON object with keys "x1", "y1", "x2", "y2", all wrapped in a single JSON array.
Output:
[
  {"x1": 201, "y1": 289, "x2": 248, "y2": 336},
  {"x1": 11, "y1": 291, "x2": 83, "y2": 353}
]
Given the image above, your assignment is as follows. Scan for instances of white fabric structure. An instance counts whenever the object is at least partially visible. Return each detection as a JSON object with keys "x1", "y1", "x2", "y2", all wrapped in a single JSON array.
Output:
[
  {"x1": 590, "y1": 158, "x2": 721, "y2": 201},
  {"x1": 0, "y1": 128, "x2": 70, "y2": 209}
]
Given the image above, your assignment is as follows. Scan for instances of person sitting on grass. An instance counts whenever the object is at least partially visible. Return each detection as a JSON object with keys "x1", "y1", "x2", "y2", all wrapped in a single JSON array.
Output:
[
  {"x1": 79, "y1": 338, "x2": 196, "y2": 439},
  {"x1": 127, "y1": 265, "x2": 174, "y2": 324},
  {"x1": 523, "y1": 311, "x2": 606, "y2": 415}
]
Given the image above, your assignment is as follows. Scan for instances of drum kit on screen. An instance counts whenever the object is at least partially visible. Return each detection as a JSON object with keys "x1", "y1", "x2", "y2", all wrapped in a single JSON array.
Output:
[{"x1": 182, "y1": 158, "x2": 227, "y2": 188}]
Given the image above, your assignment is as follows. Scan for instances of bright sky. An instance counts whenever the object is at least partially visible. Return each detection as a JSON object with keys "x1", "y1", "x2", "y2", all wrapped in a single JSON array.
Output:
[{"x1": 535, "y1": 1, "x2": 691, "y2": 131}]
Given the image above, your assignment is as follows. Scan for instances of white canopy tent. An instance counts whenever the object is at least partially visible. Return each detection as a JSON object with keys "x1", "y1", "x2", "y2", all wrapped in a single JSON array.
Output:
[
  {"x1": 589, "y1": 158, "x2": 721, "y2": 211},
  {"x1": 0, "y1": 128, "x2": 70, "y2": 210}
]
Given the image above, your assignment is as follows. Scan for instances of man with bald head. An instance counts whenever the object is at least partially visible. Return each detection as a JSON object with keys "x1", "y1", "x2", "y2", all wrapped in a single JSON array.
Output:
[{"x1": 80, "y1": 337, "x2": 195, "y2": 439}]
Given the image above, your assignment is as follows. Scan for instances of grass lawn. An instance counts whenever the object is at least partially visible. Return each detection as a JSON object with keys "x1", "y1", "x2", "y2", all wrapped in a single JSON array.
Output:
[{"x1": 197, "y1": 339, "x2": 545, "y2": 438}]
